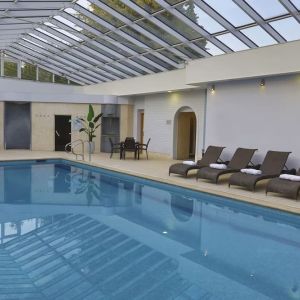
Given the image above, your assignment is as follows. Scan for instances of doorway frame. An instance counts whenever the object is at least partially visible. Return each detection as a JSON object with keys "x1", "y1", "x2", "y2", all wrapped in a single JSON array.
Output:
[
  {"x1": 54, "y1": 114, "x2": 72, "y2": 151},
  {"x1": 137, "y1": 109, "x2": 144, "y2": 144},
  {"x1": 173, "y1": 106, "x2": 197, "y2": 160}
]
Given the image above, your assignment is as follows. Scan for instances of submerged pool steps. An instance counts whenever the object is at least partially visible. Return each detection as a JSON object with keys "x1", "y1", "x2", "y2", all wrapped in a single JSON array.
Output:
[{"x1": 0, "y1": 214, "x2": 205, "y2": 300}]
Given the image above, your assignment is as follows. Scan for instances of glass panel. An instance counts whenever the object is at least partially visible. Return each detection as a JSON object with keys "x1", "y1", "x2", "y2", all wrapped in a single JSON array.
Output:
[
  {"x1": 121, "y1": 26, "x2": 162, "y2": 49},
  {"x1": 270, "y1": 17, "x2": 300, "y2": 41},
  {"x1": 38, "y1": 68, "x2": 53, "y2": 82},
  {"x1": 21, "y1": 62, "x2": 36, "y2": 80},
  {"x1": 130, "y1": 57, "x2": 159, "y2": 72},
  {"x1": 245, "y1": 0, "x2": 288, "y2": 19},
  {"x1": 54, "y1": 74, "x2": 68, "y2": 84},
  {"x1": 166, "y1": 0, "x2": 185, "y2": 4},
  {"x1": 144, "y1": 53, "x2": 174, "y2": 69},
  {"x1": 64, "y1": 8, "x2": 109, "y2": 34},
  {"x1": 158, "y1": 48, "x2": 187, "y2": 63},
  {"x1": 87, "y1": 43, "x2": 119, "y2": 60},
  {"x1": 100, "y1": 0, "x2": 142, "y2": 21},
  {"x1": 44, "y1": 22, "x2": 83, "y2": 42},
  {"x1": 77, "y1": 0, "x2": 124, "y2": 27},
  {"x1": 131, "y1": 0, "x2": 162, "y2": 13},
  {"x1": 203, "y1": 41, "x2": 224, "y2": 55},
  {"x1": 36, "y1": 28, "x2": 71, "y2": 45},
  {"x1": 70, "y1": 80, "x2": 81, "y2": 85},
  {"x1": 216, "y1": 33, "x2": 249, "y2": 51},
  {"x1": 156, "y1": 11, "x2": 203, "y2": 40},
  {"x1": 241, "y1": 26, "x2": 277, "y2": 47},
  {"x1": 117, "y1": 61, "x2": 147, "y2": 75},
  {"x1": 291, "y1": 0, "x2": 300, "y2": 9},
  {"x1": 136, "y1": 19, "x2": 180, "y2": 45},
  {"x1": 107, "y1": 32, "x2": 145, "y2": 54},
  {"x1": 4, "y1": 60, "x2": 18, "y2": 77},
  {"x1": 175, "y1": 44, "x2": 206, "y2": 59},
  {"x1": 176, "y1": 1, "x2": 225, "y2": 33},
  {"x1": 204, "y1": 0, "x2": 253, "y2": 27}
]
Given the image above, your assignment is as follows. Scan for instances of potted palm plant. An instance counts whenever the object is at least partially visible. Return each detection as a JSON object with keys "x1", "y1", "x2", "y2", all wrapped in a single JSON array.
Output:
[{"x1": 79, "y1": 104, "x2": 102, "y2": 154}]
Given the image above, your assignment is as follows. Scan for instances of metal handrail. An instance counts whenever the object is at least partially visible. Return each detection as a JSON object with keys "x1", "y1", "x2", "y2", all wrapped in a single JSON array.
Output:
[{"x1": 65, "y1": 139, "x2": 85, "y2": 160}]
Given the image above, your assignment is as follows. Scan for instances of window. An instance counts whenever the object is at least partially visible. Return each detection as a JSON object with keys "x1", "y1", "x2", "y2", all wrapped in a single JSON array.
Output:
[
  {"x1": 21, "y1": 62, "x2": 37, "y2": 80},
  {"x1": 54, "y1": 74, "x2": 68, "y2": 84},
  {"x1": 38, "y1": 68, "x2": 53, "y2": 82},
  {"x1": 4, "y1": 60, "x2": 18, "y2": 77},
  {"x1": 241, "y1": 26, "x2": 277, "y2": 47}
]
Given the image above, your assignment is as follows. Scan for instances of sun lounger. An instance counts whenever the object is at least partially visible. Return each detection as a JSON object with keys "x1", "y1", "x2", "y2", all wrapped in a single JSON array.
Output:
[
  {"x1": 169, "y1": 146, "x2": 225, "y2": 177},
  {"x1": 229, "y1": 151, "x2": 291, "y2": 191},
  {"x1": 196, "y1": 148, "x2": 257, "y2": 184},
  {"x1": 266, "y1": 169, "x2": 300, "y2": 199}
]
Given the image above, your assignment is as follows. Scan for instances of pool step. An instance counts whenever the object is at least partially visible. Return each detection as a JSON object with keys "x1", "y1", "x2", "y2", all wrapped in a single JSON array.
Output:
[{"x1": 1, "y1": 214, "x2": 206, "y2": 300}]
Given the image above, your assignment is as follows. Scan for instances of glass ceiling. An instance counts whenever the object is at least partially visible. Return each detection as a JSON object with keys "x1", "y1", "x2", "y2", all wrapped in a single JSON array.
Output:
[{"x1": 0, "y1": 0, "x2": 299, "y2": 85}]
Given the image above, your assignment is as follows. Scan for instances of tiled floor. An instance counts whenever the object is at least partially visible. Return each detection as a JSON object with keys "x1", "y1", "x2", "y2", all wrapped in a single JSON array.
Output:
[{"x1": 1, "y1": 150, "x2": 300, "y2": 214}]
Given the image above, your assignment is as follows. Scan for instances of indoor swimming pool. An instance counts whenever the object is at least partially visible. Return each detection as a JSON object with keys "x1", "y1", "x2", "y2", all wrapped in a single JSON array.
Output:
[{"x1": 0, "y1": 159, "x2": 299, "y2": 300}]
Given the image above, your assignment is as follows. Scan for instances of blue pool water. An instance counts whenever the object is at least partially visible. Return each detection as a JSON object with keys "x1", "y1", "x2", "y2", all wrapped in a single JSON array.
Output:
[{"x1": 0, "y1": 159, "x2": 299, "y2": 300}]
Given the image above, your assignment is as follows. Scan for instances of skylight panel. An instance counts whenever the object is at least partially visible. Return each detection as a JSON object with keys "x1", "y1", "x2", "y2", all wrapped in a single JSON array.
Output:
[
  {"x1": 36, "y1": 28, "x2": 71, "y2": 45},
  {"x1": 176, "y1": 2, "x2": 225, "y2": 33},
  {"x1": 245, "y1": 0, "x2": 288, "y2": 19},
  {"x1": 44, "y1": 22, "x2": 83, "y2": 42},
  {"x1": 28, "y1": 33, "x2": 49, "y2": 44},
  {"x1": 291, "y1": 0, "x2": 300, "y2": 9},
  {"x1": 76, "y1": 0, "x2": 91, "y2": 10},
  {"x1": 22, "y1": 38, "x2": 45, "y2": 49},
  {"x1": 216, "y1": 33, "x2": 249, "y2": 51},
  {"x1": 241, "y1": 26, "x2": 277, "y2": 47},
  {"x1": 270, "y1": 17, "x2": 300, "y2": 42},
  {"x1": 205, "y1": 41, "x2": 224, "y2": 55},
  {"x1": 54, "y1": 16, "x2": 83, "y2": 32},
  {"x1": 204, "y1": 0, "x2": 253, "y2": 27}
]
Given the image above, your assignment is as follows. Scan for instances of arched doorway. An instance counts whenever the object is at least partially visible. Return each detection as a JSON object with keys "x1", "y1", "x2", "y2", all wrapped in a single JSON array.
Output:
[{"x1": 173, "y1": 106, "x2": 197, "y2": 160}]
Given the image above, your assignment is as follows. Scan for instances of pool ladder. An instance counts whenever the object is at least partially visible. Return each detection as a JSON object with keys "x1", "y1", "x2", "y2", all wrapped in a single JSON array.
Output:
[{"x1": 65, "y1": 139, "x2": 85, "y2": 161}]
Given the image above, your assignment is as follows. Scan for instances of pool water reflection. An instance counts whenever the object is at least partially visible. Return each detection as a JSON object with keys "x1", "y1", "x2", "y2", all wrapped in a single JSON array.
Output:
[{"x1": 0, "y1": 159, "x2": 299, "y2": 300}]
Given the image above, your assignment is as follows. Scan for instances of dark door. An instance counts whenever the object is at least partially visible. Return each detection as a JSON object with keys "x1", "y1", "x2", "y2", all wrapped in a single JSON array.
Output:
[
  {"x1": 5, "y1": 102, "x2": 31, "y2": 149},
  {"x1": 55, "y1": 115, "x2": 71, "y2": 151}
]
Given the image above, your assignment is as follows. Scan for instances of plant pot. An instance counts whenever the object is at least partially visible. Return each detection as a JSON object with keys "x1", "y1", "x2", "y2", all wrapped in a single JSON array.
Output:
[{"x1": 87, "y1": 141, "x2": 95, "y2": 154}]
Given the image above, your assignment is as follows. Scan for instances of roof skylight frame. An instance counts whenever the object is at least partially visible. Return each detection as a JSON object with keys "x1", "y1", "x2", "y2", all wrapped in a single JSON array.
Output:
[{"x1": 1, "y1": 0, "x2": 300, "y2": 85}]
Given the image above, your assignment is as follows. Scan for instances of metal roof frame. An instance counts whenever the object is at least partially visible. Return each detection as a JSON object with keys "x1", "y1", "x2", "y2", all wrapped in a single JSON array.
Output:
[{"x1": 1, "y1": 0, "x2": 299, "y2": 85}]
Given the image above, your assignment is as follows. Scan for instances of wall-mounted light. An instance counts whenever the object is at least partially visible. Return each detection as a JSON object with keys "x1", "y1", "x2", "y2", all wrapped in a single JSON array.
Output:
[
  {"x1": 209, "y1": 84, "x2": 215, "y2": 94},
  {"x1": 260, "y1": 79, "x2": 265, "y2": 87}
]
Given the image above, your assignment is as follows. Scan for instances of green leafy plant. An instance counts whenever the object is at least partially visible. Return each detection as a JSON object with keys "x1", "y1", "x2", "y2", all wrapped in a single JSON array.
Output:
[{"x1": 79, "y1": 104, "x2": 103, "y2": 142}]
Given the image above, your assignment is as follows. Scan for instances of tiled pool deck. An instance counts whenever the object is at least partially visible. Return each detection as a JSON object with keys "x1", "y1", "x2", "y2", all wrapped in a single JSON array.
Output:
[{"x1": 1, "y1": 150, "x2": 300, "y2": 214}]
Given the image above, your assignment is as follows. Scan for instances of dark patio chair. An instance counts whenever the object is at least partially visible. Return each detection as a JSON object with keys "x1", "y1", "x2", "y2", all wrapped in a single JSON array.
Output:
[
  {"x1": 229, "y1": 150, "x2": 291, "y2": 191},
  {"x1": 169, "y1": 145, "x2": 225, "y2": 177},
  {"x1": 196, "y1": 147, "x2": 257, "y2": 184},
  {"x1": 109, "y1": 138, "x2": 122, "y2": 159},
  {"x1": 137, "y1": 138, "x2": 151, "y2": 160},
  {"x1": 122, "y1": 137, "x2": 138, "y2": 160},
  {"x1": 266, "y1": 169, "x2": 300, "y2": 199}
]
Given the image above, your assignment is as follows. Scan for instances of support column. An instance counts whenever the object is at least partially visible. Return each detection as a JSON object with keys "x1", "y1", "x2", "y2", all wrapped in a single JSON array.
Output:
[{"x1": 120, "y1": 104, "x2": 134, "y2": 141}]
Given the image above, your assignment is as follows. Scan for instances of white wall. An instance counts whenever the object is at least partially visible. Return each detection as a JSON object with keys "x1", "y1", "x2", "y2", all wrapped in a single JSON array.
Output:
[
  {"x1": 133, "y1": 89, "x2": 206, "y2": 158},
  {"x1": 205, "y1": 74, "x2": 300, "y2": 167},
  {"x1": 0, "y1": 77, "x2": 118, "y2": 104}
]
